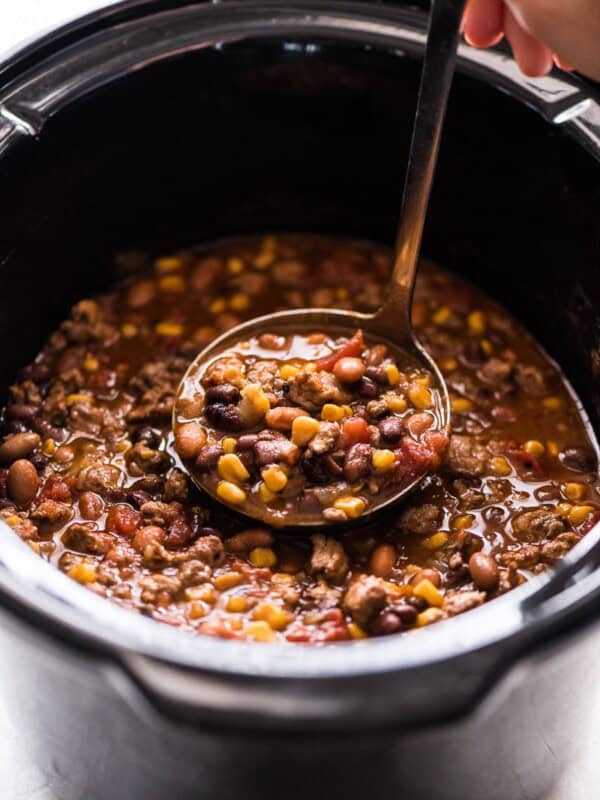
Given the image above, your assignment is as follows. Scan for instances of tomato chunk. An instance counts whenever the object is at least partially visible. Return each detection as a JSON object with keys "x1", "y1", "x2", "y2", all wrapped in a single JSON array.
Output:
[
  {"x1": 316, "y1": 329, "x2": 364, "y2": 372},
  {"x1": 342, "y1": 416, "x2": 370, "y2": 447}
]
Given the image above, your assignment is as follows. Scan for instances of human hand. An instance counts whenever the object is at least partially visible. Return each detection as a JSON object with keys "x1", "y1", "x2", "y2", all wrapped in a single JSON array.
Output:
[{"x1": 463, "y1": 0, "x2": 600, "y2": 81}]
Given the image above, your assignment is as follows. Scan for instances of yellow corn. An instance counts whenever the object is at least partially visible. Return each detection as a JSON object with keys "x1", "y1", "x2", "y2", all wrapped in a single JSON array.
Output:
[
  {"x1": 416, "y1": 608, "x2": 445, "y2": 627},
  {"x1": 292, "y1": 416, "x2": 320, "y2": 447},
  {"x1": 407, "y1": 384, "x2": 433, "y2": 410},
  {"x1": 413, "y1": 578, "x2": 444, "y2": 607},
  {"x1": 227, "y1": 257, "x2": 244, "y2": 274},
  {"x1": 42, "y1": 439, "x2": 56, "y2": 455},
  {"x1": 272, "y1": 572, "x2": 293, "y2": 585},
  {"x1": 321, "y1": 403, "x2": 345, "y2": 422},
  {"x1": 249, "y1": 547, "x2": 277, "y2": 568},
  {"x1": 480, "y1": 339, "x2": 493, "y2": 356},
  {"x1": 556, "y1": 502, "x2": 572, "y2": 518},
  {"x1": 229, "y1": 293, "x2": 250, "y2": 311},
  {"x1": 222, "y1": 437, "x2": 237, "y2": 454},
  {"x1": 467, "y1": 310, "x2": 487, "y2": 335},
  {"x1": 451, "y1": 515, "x2": 474, "y2": 531},
  {"x1": 155, "y1": 255, "x2": 183, "y2": 273},
  {"x1": 218, "y1": 454, "x2": 250, "y2": 483},
  {"x1": 261, "y1": 466, "x2": 288, "y2": 493},
  {"x1": 188, "y1": 601, "x2": 207, "y2": 620},
  {"x1": 432, "y1": 305, "x2": 451, "y2": 325},
  {"x1": 440, "y1": 357, "x2": 458, "y2": 372},
  {"x1": 333, "y1": 496, "x2": 366, "y2": 519},
  {"x1": 214, "y1": 572, "x2": 245, "y2": 591},
  {"x1": 523, "y1": 440, "x2": 545, "y2": 456},
  {"x1": 194, "y1": 325, "x2": 216, "y2": 343},
  {"x1": 490, "y1": 456, "x2": 511, "y2": 477},
  {"x1": 280, "y1": 364, "x2": 300, "y2": 380},
  {"x1": 568, "y1": 505, "x2": 595, "y2": 526},
  {"x1": 4, "y1": 514, "x2": 21, "y2": 527},
  {"x1": 564, "y1": 482, "x2": 586, "y2": 501},
  {"x1": 451, "y1": 397, "x2": 473, "y2": 413},
  {"x1": 543, "y1": 396, "x2": 562, "y2": 411},
  {"x1": 226, "y1": 595, "x2": 248, "y2": 613},
  {"x1": 547, "y1": 440, "x2": 560, "y2": 457},
  {"x1": 342, "y1": 405, "x2": 353, "y2": 416},
  {"x1": 414, "y1": 374, "x2": 432, "y2": 388},
  {"x1": 83, "y1": 355, "x2": 99, "y2": 372},
  {"x1": 67, "y1": 563, "x2": 98, "y2": 584},
  {"x1": 304, "y1": 362, "x2": 317, "y2": 373},
  {"x1": 66, "y1": 393, "x2": 93, "y2": 407},
  {"x1": 159, "y1": 275, "x2": 185, "y2": 293},
  {"x1": 245, "y1": 620, "x2": 277, "y2": 642},
  {"x1": 28, "y1": 541, "x2": 41, "y2": 554},
  {"x1": 372, "y1": 449, "x2": 396, "y2": 472},
  {"x1": 253, "y1": 602, "x2": 289, "y2": 631},
  {"x1": 155, "y1": 321, "x2": 183, "y2": 337},
  {"x1": 348, "y1": 622, "x2": 367, "y2": 639},
  {"x1": 185, "y1": 585, "x2": 215, "y2": 604},
  {"x1": 209, "y1": 298, "x2": 227, "y2": 314},
  {"x1": 258, "y1": 482, "x2": 278, "y2": 503},
  {"x1": 216, "y1": 481, "x2": 247, "y2": 505},
  {"x1": 384, "y1": 364, "x2": 401, "y2": 386},
  {"x1": 421, "y1": 532, "x2": 449, "y2": 551},
  {"x1": 241, "y1": 384, "x2": 270, "y2": 417},
  {"x1": 386, "y1": 394, "x2": 407, "y2": 413},
  {"x1": 336, "y1": 287, "x2": 349, "y2": 300},
  {"x1": 121, "y1": 322, "x2": 138, "y2": 338}
]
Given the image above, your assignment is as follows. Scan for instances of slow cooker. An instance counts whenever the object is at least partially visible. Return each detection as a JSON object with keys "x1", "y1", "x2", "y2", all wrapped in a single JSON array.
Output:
[{"x1": 0, "y1": 2, "x2": 599, "y2": 799}]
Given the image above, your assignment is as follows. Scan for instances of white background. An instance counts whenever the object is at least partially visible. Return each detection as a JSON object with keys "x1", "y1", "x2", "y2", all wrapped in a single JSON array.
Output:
[{"x1": 0, "y1": 2, "x2": 598, "y2": 798}]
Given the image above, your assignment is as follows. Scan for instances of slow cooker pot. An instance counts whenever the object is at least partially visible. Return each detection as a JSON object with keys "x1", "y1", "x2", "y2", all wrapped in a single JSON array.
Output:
[{"x1": 0, "y1": 2, "x2": 599, "y2": 799}]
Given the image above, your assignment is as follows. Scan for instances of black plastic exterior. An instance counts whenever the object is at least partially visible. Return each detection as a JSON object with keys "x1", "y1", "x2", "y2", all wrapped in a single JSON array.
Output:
[{"x1": 0, "y1": 2, "x2": 599, "y2": 798}]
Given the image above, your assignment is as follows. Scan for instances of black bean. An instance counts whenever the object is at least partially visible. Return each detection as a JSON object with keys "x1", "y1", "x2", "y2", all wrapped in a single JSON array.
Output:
[
  {"x1": 365, "y1": 366, "x2": 388, "y2": 385},
  {"x1": 205, "y1": 403, "x2": 243, "y2": 431},
  {"x1": 324, "y1": 454, "x2": 344, "y2": 477},
  {"x1": 31, "y1": 418, "x2": 64, "y2": 441},
  {"x1": 357, "y1": 377, "x2": 380, "y2": 399},
  {"x1": 343, "y1": 443, "x2": 372, "y2": 482},
  {"x1": 404, "y1": 595, "x2": 427, "y2": 611},
  {"x1": 131, "y1": 425, "x2": 162, "y2": 448},
  {"x1": 378, "y1": 416, "x2": 404, "y2": 443},
  {"x1": 126, "y1": 490, "x2": 153, "y2": 509},
  {"x1": 301, "y1": 455, "x2": 330, "y2": 484},
  {"x1": 6, "y1": 404, "x2": 37, "y2": 420},
  {"x1": 444, "y1": 565, "x2": 471, "y2": 588},
  {"x1": 2, "y1": 419, "x2": 28, "y2": 436},
  {"x1": 370, "y1": 611, "x2": 403, "y2": 636},
  {"x1": 561, "y1": 447, "x2": 597, "y2": 473},
  {"x1": 196, "y1": 444, "x2": 224, "y2": 472},
  {"x1": 389, "y1": 603, "x2": 418, "y2": 626},
  {"x1": 29, "y1": 452, "x2": 48, "y2": 473},
  {"x1": 205, "y1": 383, "x2": 240, "y2": 406},
  {"x1": 186, "y1": 507, "x2": 210, "y2": 539},
  {"x1": 19, "y1": 363, "x2": 51, "y2": 384}
]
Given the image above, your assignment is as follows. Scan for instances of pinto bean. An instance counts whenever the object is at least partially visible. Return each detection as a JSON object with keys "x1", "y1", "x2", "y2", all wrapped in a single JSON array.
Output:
[
  {"x1": 468, "y1": 552, "x2": 499, "y2": 591},
  {"x1": 411, "y1": 568, "x2": 441, "y2": 588},
  {"x1": 258, "y1": 334, "x2": 286, "y2": 350},
  {"x1": 79, "y1": 491, "x2": 104, "y2": 520},
  {"x1": 175, "y1": 422, "x2": 207, "y2": 460},
  {"x1": 378, "y1": 416, "x2": 404, "y2": 443},
  {"x1": 368, "y1": 543, "x2": 397, "y2": 578},
  {"x1": 7, "y1": 459, "x2": 38, "y2": 506},
  {"x1": 195, "y1": 444, "x2": 224, "y2": 472},
  {"x1": 225, "y1": 528, "x2": 274, "y2": 553},
  {"x1": 132, "y1": 525, "x2": 165, "y2": 553},
  {"x1": 127, "y1": 279, "x2": 156, "y2": 308},
  {"x1": 333, "y1": 357, "x2": 366, "y2": 384},
  {"x1": 6, "y1": 404, "x2": 37, "y2": 420},
  {"x1": 405, "y1": 413, "x2": 434, "y2": 437},
  {"x1": 0, "y1": 432, "x2": 40, "y2": 463},
  {"x1": 265, "y1": 406, "x2": 305, "y2": 431}
]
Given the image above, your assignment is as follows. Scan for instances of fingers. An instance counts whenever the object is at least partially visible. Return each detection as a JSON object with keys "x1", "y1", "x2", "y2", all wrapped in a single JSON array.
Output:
[
  {"x1": 503, "y1": 7, "x2": 554, "y2": 76},
  {"x1": 463, "y1": 0, "x2": 504, "y2": 47}
]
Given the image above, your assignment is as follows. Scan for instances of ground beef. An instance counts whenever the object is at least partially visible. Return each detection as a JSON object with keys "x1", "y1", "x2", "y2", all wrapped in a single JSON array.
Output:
[
  {"x1": 76, "y1": 464, "x2": 122, "y2": 494},
  {"x1": 163, "y1": 470, "x2": 189, "y2": 502},
  {"x1": 444, "y1": 590, "x2": 486, "y2": 616},
  {"x1": 514, "y1": 364, "x2": 547, "y2": 396},
  {"x1": 398, "y1": 503, "x2": 442, "y2": 536},
  {"x1": 288, "y1": 370, "x2": 351, "y2": 411},
  {"x1": 343, "y1": 575, "x2": 387, "y2": 626},
  {"x1": 452, "y1": 479, "x2": 485, "y2": 510},
  {"x1": 511, "y1": 507, "x2": 565, "y2": 540},
  {"x1": 307, "y1": 422, "x2": 340, "y2": 456},
  {"x1": 541, "y1": 532, "x2": 582, "y2": 562},
  {"x1": 444, "y1": 435, "x2": 488, "y2": 477},
  {"x1": 309, "y1": 535, "x2": 349, "y2": 583},
  {"x1": 31, "y1": 500, "x2": 73, "y2": 526},
  {"x1": 478, "y1": 357, "x2": 513, "y2": 385},
  {"x1": 62, "y1": 523, "x2": 114, "y2": 555},
  {"x1": 500, "y1": 544, "x2": 541, "y2": 568},
  {"x1": 139, "y1": 573, "x2": 182, "y2": 606}
]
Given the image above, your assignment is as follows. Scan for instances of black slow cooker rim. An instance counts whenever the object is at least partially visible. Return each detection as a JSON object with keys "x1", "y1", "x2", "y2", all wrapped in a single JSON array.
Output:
[{"x1": 0, "y1": 0, "x2": 599, "y2": 702}]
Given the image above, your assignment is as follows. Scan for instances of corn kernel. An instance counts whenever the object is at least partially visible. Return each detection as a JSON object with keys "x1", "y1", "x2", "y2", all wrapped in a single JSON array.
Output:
[
  {"x1": 280, "y1": 364, "x2": 300, "y2": 380},
  {"x1": 407, "y1": 385, "x2": 433, "y2": 410},
  {"x1": 372, "y1": 449, "x2": 396, "y2": 472},
  {"x1": 386, "y1": 394, "x2": 408, "y2": 413},
  {"x1": 480, "y1": 339, "x2": 493, "y2": 356},
  {"x1": 226, "y1": 595, "x2": 248, "y2": 613},
  {"x1": 336, "y1": 287, "x2": 349, "y2": 301},
  {"x1": 67, "y1": 563, "x2": 97, "y2": 584},
  {"x1": 258, "y1": 481, "x2": 278, "y2": 503},
  {"x1": 348, "y1": 622, "x2": 367, "y2": 639},
  {"x1": 241, "y1": 384, "x2": 270, "y2": 417},
  {"x1": 253, "y1": 251, "x2": 274, "y2": 270},
  {"x1": 413, "y1": 578, "x2": 444, "y2": 607},
  {"x1": 556, "y1": 502, "x2": 573, "y2": 518},
  {"x1": 28, "y1": 541, "x2": 41, "y2": 554},
  {"x1": 155, "y1": 255, "x2": 183, "y2": 273},
  {"x1": 432, "y1": 305, "x2": 451, "y2": 325},
  {"x1": 272, "y1": 572, "x2": 294, "y2": 585},
  {"x1": 216, "y1": 481, "x2": 247, "y2": 505},
  {"x1": 490, "y1": 456, "x2": 511, "y2": 477},
  {"x1": 421, "y1": 532, "x2": 449, "y2": 551},
  {"x1": 385, "y1": 582, "x2": 413, "y2": 599},
  {"x1": 564, "y1": 482, "x2": 586, "y2": 501},
  {"x1": 5, "y1": 514, "x2": 21, "y2": 527},
  {"x1": 42, "y1": 439, "x2": 56, "y2": 455},
  {"x1": 440, "y1": 357, "x2": 458, "y2": 372},
  {"x1": 227, "y1": 257, "x2": 244, "y2": 274},
  {"x1": 304, "y1": 362, "x2": 317, "y2": 373},
  {"x1": 155, "y1": 321, "x2": 183, "y2": 337},
  {"x1": 229, "y1": 617, "x2": 243, "y2": 631},
  {"x1": 214, "y1": 571, "x2": 245, "y2": 591},
  {"x1": 333, "y1": 496, "x2": 366, "y2": 519},
  {"x1": 568, "y1": 505, "x2": 595, "y2": 526},
  {"x1": 416, "y1": 608, "x2": 445, "y2": 627},
  {"x1": 121, "y1": 322, "x2": 138, "y2": 338},
  {"x1": 249, "y1": 547, "x2": 277, "y2": 568},
  {"x1": 451, "y1": 515, "x2": 475, "y2": 530},
  {"x1": 185, "y1": 585, "x2": 215, "y2": 603},
  {"x1": 451, "y1": 397, "x2": 473, "y2": 413},
  {"x1": 193, "y1": 325, "x2": 216, "y2": 343},
  {"x1": 209, "y1": 298, "x2": 227, "y2": 314},
  {"x1": 467, "y1": 310, "x2": 487, "y2": 335},
  {"x1": 384, "y1": 364, "x2": 401, "y2": 385},
  {"x1": 342, "y1": 405, "x2": 353, "y2": 417},
  {"x1": 321, "y1": 403, "x2": 345, "y2": 422},
  {"x1": 547, "y1": 440, "x2": 560, "y2": 457},
  {"x1": 83, "y1": 355, "x2": 99, "y2": 372},
  {"x1": 218, "y1": 454, "x2": 250, "y2": 483},
  {"x1": 66, "y1": 393, "x2": 93, "y2": 407},
  {"x1": 245, "y1": 620, "x2": 276, "y2": 642},
  {"x1": 229, "y1": 293, "x2": 250, "y2": 311},
  {"x1": 543, "y1": 396, "x2": 562, "y2": 411},
  {"x1": 292, "y1": 416, "x2": 320, "y2": 446},
  {"x1": 222, "y1": 437, "x2": 237, "y2": 454},
  {"x1": 523, "y1": 440, "x2": 545, "y2": 456},
  {"x1": 188, "y1": 601, "x2": 207, "y2": 620},
  {"x1": 253, "y1": 602, "x2": 289, "y2": 631},
  {"x1": 261, "y1": 466, "x2": 288, "y2": 493},
  {"x1": 414, "y1": 374, "x2": 432, "y2": 388},
  {"x1": 159, "y1": 275, "x2": 185, "y2": 293}
]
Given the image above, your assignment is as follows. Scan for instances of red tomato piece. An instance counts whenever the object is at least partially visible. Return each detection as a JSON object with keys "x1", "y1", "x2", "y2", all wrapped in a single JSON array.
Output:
[
  {"x1": 342, "y1": 416, "x2": 370, "y2": 447},
  {"x1": 105, "y1": 504, "x2": 141, "y2": 537},
  {"x1": 316, "y1": 329, "x2": 364, "y2": 372}
]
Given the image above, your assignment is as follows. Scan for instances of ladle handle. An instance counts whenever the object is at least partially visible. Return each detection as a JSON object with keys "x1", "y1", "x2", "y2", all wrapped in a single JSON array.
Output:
[{"x1": 372, "y1": 0, "x2": 468, "y2": 341}]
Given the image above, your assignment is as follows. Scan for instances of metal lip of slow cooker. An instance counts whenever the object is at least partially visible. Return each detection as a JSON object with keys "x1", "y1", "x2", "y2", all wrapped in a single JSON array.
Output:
[{"x1": 0, "y1": 0, "x2": 599, "y2": 685}]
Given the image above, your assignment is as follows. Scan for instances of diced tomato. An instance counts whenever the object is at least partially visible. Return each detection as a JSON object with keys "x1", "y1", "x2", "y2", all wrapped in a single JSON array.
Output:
[
  {"x1": 316, "y1": 329, "x2": 364, "y2": 372},
  {"x1": 342, "y1": 416, "x2": 370, "y2": 447},
  {"x1": 105, "y1": 504, "x2": 141, "y2": 537},
  {"x1": 396, "y1": 438, "x2": 433, "y2": 474},
  {"x1": 41, "y1": 474, "x2": 73, "y2": 503}
]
